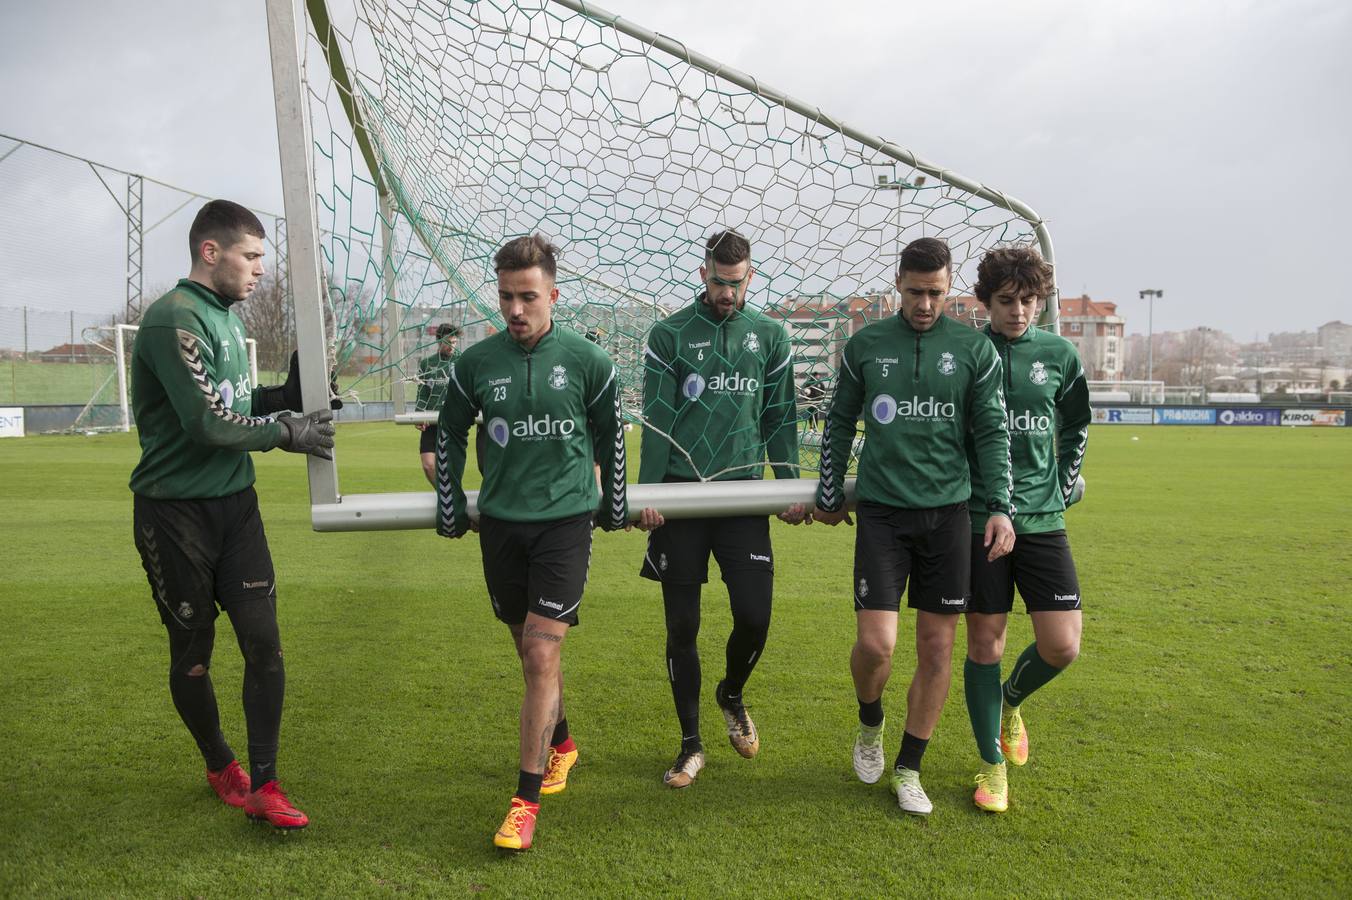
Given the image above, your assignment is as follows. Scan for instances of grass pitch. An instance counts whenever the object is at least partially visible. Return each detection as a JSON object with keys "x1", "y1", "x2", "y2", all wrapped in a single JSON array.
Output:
[{"x1": 1, "y1": 424, "x2": 1349, "y2": 897}]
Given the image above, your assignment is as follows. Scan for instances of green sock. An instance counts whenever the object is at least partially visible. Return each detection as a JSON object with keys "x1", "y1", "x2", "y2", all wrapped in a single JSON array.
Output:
[
  {"x1": 1002, "y1": 642, "x2": 1063, "y2": 708},
  {"x1": 964, "y1": 658, "x2": 1004, "y2": 765}
]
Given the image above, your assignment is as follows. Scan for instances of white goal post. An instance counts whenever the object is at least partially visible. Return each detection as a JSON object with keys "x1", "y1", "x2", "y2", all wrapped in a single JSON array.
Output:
[
  {"x1": 79, "y1": 323, "x2": 259, "y2": 433},
  {"x1": 265, "y1": 0, "x2": 1058, "y2": 532}
]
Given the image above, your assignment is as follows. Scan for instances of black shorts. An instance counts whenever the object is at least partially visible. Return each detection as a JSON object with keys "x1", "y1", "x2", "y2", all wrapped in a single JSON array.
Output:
[
  {"x1": 853, "y1": 500, "x2": 970, "y2": 614},
  {"x1": 969, "y1": 530, "x2": 1082, "y2": 614},
  {"x1": 479, "y1": 511, "x2": 593, "y2": 626},
  {"x1": 639, "y1": 515, "x2": 773, "y2": 585},
  {"x1": 132, "y1": 487, "x2": 276, "y2": 631}
]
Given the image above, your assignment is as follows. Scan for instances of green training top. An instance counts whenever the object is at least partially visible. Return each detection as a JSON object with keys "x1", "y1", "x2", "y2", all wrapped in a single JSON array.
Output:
[
  {"x1": 968, "y1": 325, "x2": 1090, "y2": 534},
  {"x1": 415, "y1": 351, "x2": 456, "y2": 412},
  {"x1": 639, "y1": 297, "x2": 799, "y2": 483},
  {"x1": 435, "y1": 324, "x2": 628, "y2": 534},
  {"x1": 129, "y1": 279, "x2": 284, "y2": 500},
  {"x1": 817, "y1": 313, "x2": 1013, "y2": 515}
]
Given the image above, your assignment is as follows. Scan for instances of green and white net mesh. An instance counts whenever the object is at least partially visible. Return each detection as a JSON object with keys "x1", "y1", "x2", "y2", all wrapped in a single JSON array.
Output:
[{"x1": 300, "y1": 0, "x2": 1046, "y2": 475}]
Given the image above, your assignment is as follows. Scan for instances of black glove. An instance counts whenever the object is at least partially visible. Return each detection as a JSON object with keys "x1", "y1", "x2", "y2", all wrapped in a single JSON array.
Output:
[
  {"x1": 276, "y1": 409, "x2": 336, "y2": 460},
  {"x1": 256, "y1": 351, "x2": 343, "y2": 414}
]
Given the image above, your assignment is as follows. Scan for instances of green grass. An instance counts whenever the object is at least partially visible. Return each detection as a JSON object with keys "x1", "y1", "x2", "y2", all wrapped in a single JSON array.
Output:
[
  {"x1": 1, "y1": 425, "x2": 1349, "y2": 897},
  {"x1": 0, "y1": 359, "x2": 124, "y2": 405}
]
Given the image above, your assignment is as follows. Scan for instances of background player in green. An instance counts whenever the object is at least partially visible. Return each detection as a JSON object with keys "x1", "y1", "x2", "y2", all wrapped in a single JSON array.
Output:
[
  {"x1": 129, "y1": 200, "x2": 335, "y2": 830},
  {"x1": 635, "y1": 230, "x2": 807, "y2": 789},
  {"x1": 415, "y1": 323, "x2": 459, "y2": 484},
  {"x1": 813, "y1": 237, "x2": 1014, "y2": 816},
  {"x1": 435, "y1": 235, "x2": 628, "y2": 851},
  {"x1": 962, "y1": 247, "x2": 1089, "y2": 814}
]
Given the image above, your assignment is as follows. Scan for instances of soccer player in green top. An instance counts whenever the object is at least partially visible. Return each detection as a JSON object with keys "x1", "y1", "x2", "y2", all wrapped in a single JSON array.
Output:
[
  {"x1": 962, "y1": 247, "x2": 1089, "y2": 814},
  {"x1": 436, "y1": 235, "x2": 628, "y2": 851},
  {"x1": 813, "y1": 237, "x2": 1014, "y2": 816},
  {"x1": 130, "y1": 200, "x2": 335, "y2": 830},
  {"x1": 415, "y1": 323, "x2": 459, "y2": 484},
  {"x1": 635, "y1": 230, "x2": 806, "y2": 790}
]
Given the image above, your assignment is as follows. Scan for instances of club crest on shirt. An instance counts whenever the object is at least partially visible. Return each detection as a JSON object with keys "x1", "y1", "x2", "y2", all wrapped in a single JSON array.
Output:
[
  {"x1": 937, "y1": 352, "x2": 957, "y2": 376},
  {"x1": 178, "y1": 602, "x2": 194, "y2": 620},
  {"x1": 742, "y1": 331, "x2": 760, "y2": 353},
  {"x1": 549, "y1": 365, "x2": 568, "y2": 390},
  {"x1": 1030, "y1": 361, "x2": 1049, "y2": 385}
]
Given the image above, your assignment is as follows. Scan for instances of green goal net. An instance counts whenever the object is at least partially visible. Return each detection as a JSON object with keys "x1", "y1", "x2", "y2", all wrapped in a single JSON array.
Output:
[{"x1": 267, "y1": 0, "x2": 1056, "y2": 528}]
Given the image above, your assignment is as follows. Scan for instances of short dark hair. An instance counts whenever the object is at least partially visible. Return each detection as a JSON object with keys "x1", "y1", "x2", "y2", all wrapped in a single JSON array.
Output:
[
  {"x1": 189, "y1": 200, "x2": 265, "y2": 264},
  {"x1": 494, "y1": 234, "x2": 558, "y2": 279},
  {"x1": 705, "y1": 230, "x2": 751, "y2": 267},
  {"x1": 973, "y1": 246, "x2": 1055, "y2": 305},
  {"x1": 435, "y1": 323, "x2": 460, "y2": 339},
  {"x1": 897, "y1": 237, "x2": 950, "y2": 278}
]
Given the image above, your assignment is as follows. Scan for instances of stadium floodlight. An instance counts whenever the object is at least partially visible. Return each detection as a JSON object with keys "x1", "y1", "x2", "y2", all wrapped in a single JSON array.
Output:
[
  {"x1": 1139, "y1": 289, "x2": 1164, "y2": 394},
  {"x1": 264, "y1": 0, "x2": 1060, "y2": 532}
]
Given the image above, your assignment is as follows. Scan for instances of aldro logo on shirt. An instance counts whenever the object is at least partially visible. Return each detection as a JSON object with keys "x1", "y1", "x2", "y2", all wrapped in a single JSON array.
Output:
[
  {"x1": 485, "y1": 414, "x2": 577, "y2": 447},
  {"x1": 216, "y1": 374, "x2": 253, "y2": 408},
  {"x1": 870, "y1": 393, "x2": 956, "y2": 424},
  {"x1": 1008, "y1": 409, "x2": 1052, "y2": 433},
  {"x1": 682, "y1": 371, "x2": 759, "y2": 401}
]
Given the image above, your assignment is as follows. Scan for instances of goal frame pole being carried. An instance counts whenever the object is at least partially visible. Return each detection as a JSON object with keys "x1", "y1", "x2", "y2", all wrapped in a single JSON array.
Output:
[{"x1": 265, "y1": 0, "x2": 1056, "y2": 532}]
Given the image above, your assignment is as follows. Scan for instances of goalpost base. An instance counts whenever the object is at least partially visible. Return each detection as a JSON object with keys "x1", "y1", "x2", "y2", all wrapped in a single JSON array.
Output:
[{"x1": 311, "y1": 478, "x2": 857, "y2": 532}]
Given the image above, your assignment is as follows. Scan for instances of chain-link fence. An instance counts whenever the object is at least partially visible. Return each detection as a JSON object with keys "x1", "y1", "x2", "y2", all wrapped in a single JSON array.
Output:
[{"x1": 0, "y1": 134, "x2": 292, "y2": 432}]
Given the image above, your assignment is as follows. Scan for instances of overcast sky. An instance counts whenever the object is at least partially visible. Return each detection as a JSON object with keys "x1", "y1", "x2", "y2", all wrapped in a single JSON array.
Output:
[{"x1": 2, "y1": 0, "x2": 1348, "y2": 341}]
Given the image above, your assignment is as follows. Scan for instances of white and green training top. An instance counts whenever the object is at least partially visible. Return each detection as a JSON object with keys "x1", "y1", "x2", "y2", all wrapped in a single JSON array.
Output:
[
  {"x1": 639, "y1": 297, "x2": 799, "y2": 484},
  {"x1": 435, "y1": 324, "x2": 628, "y2": 535},
  {"x1": 817, "y1": 313, "x2": 1013, "y2": 515},
  {"x1": 967, "y1": 325, "x2": 1090, "y2": 534}
]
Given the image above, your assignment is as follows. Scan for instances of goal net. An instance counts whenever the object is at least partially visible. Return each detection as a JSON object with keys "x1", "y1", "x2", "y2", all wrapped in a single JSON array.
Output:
[{"x1": 266, "y1": 0, "x2": 1058, "y2": 529}]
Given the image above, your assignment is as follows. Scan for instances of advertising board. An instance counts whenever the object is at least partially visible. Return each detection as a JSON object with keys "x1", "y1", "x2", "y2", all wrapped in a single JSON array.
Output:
[
  {"x1": 1217, "y1": 408, "x2": 1281, "y2": 426},
  {"x1": 1092, "y1": 407, "x2": 1153, "y2": 425},
  {"x1": 0, "y1": 408, "x2": 24, "y2": 438},
  {"x1": 1281, "y1": 409, "x2": 1347, "y2": 427},
  {"x1": 1154, "y1": 408, "x2": 1218, "y2": 425}
]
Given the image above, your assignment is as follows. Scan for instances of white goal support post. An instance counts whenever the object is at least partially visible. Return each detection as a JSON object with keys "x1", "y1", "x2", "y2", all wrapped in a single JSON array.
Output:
[
  {"x1": 265, "y1": 0, "x2": 1059, "y2": 532},
  {"x1": 74, "y1": 323, "x2": 258, "y2": 433}
]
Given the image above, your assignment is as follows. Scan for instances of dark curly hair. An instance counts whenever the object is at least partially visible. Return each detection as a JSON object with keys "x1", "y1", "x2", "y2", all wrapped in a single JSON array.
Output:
[{"x1": 973, "y1": 246, "x2": 1054, "y2": 305}]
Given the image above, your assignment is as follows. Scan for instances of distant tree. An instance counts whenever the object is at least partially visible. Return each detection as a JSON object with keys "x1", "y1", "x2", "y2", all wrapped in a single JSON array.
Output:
[{"x1": 237, "y1": 271, "x2": 295, "y2": 377}]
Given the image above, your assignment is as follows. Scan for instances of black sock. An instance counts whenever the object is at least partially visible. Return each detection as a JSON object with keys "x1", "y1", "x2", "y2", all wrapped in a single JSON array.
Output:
[
  {"x1": 166, "y1": 627, "x2": 235, "y2": 772},
  {"x1": 858, "y1": 697, "x2": 884, "y2": 728},
  {"x1": 722, "y1": 569, "x2": 772, "y2": 700},
  {"x1": 516, "y1": 770, "x2": 544, "y2": 804},
  {"x1": 894, "y1": 731, "x2": 929, "y2": 773},
  {"x1": 663, "y1": 583, "x2": 703, "y2": 751},
  {"x1": 227, "y1": 596, "x2": 285, "y2": 789},
  {"x1": 551, "y1": 717, "x2": 569, "y2": 747}
]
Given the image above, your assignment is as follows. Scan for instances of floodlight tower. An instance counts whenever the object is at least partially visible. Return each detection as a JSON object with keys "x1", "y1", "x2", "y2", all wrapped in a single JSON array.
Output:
[
  {"x1": 1140, "y1": 289, "x2": 1164, "y2": 398},
  {"x1": 876, "y1": 172, "x2": 928, "y2": 274}
]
